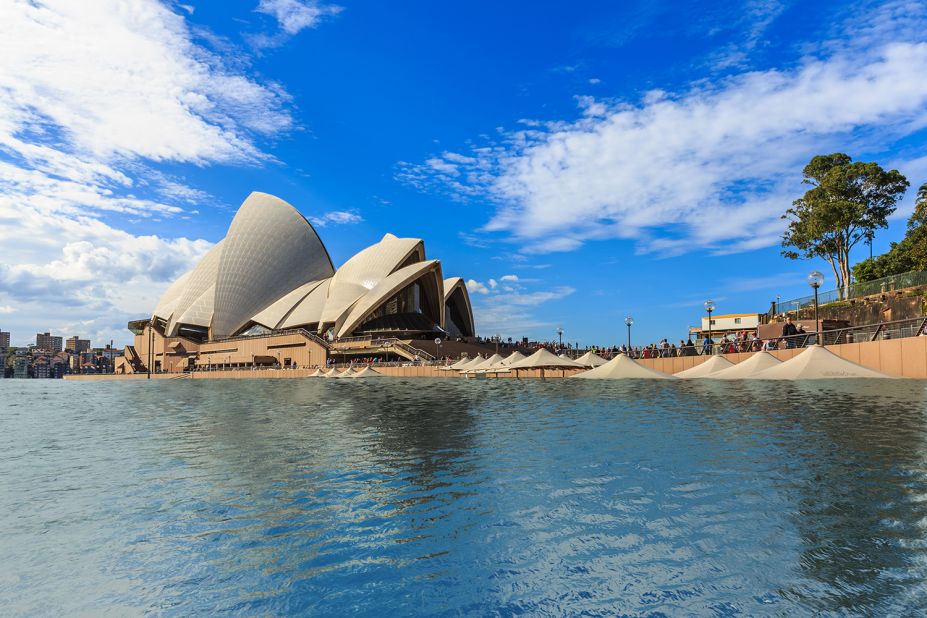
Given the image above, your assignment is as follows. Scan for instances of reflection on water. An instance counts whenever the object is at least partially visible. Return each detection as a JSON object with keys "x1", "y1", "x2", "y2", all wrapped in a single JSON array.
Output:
[{"x1": 2, "y1": 378, "x2": 927, "y2": 615}]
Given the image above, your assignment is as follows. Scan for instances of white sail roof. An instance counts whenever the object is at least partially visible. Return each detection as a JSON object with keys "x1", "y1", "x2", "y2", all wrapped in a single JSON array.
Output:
[
  {"x1": 251, "y1": 279, "x2": 326, "y2": 329},
  {"x1": 574, "y1": 351, "x2": 608, "y2": 367},
  {"x1": 165, "y1": 240, "x2": 224, "y2": 334},
  {"x1": 443, "y1": 277, "x2": 475, "y2": 336},
  {"x1": 174, "y1": 283, "x2": 215, "y2": 328},
  {"x1": 212, "y1": 192, "x2": 334, "y2": 338},
  {"x1": 335, "y1": 260, "x2": 441, "y2": 338},
  {"x1": 152, "y1": 270, "x2": 191, "y2": 322},
  {"x1": 751, "y1": 345, "x2": 896, "y2": 379},
  {"x1": 572, "y1": 353, "x2": 673, "y2": 379},
  {"x1": 675, "y1": 355, "x2": 735, "y2": 378},
  {"x1": 508, "y1": 348, "x2": 584, "y2": 369},
  {"x1": 320, "y1": 233, "x2": 424, "y2": 326},
  {"x1": 710, "y1": 351, "x2": 781, "y2": 380},
  {"x1": 279, "y1": 278, "x2": 332, "y2": 329},
  {"x1": 147, "y1": 192, "x2": 475, "y2": 342}
]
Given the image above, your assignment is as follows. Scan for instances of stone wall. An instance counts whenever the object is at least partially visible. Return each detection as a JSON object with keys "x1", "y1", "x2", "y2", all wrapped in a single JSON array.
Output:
[{"x1": 786, "y1": 289, "x2": 926, "y2": 325}]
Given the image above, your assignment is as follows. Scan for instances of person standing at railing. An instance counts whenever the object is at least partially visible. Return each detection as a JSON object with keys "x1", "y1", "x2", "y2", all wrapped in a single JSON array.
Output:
[
  {"x1": 702, "y1": 336, "x2": 713, "y2": 356},
  {"x1": 781, "y1": 317, "x2": 799, "y2": 348}
]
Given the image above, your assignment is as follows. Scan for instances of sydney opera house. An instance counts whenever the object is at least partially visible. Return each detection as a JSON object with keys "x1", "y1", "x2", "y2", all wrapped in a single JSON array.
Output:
[{"x1": 116, "y1": 192, "x2": 474, "y2": 373}]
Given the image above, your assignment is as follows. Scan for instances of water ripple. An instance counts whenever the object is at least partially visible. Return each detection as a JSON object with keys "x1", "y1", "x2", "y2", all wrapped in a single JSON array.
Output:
[{"x1": 2, "y1": 378, "x2": 927, "y2": 615}]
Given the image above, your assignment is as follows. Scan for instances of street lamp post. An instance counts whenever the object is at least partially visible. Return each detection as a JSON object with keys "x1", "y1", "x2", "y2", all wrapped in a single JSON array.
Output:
[
  {"x1": 434, "y1": 337, "x2": 442, "y2": 362},
  {"x1": 704, "y1": 299, "x2": 716, "y2": 355},
  {"x1": 624, "y1": 315, "x2": 633, "y2": 351},
  {"x1": 147, "y1": 319, "x2": 153, "y2": 380},
  {"x1": 557, "y1": 326, "x2": 564, "y2": 352},
  {"x1": 807, "y1": 271, "x2": 824, "y2": 346}
]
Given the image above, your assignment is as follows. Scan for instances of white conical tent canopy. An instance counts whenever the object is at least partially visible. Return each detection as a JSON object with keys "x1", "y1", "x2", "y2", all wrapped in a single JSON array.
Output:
[
  {"x1": 710, "y1": 351, "x2": 781, "y2": 380},
  {"x1": 306, "y1": 368, "x2": 325, "y2": 377},
  {"x1": 508, "y1": 348, "x2": 584, "y2": 369},
  {"x1": 323, "y1": 368, "x2": 340, "y2": 377},
  {"x1": 572, "y1": 354, "x2": 673, "y2": 379},
  {"x1": 448, "y1": 357, "x2": 472, "y2": 370},
  {"x1": 675, "y1": 355, "x2": 735, "y2": 378},
  {"x1": 751, "y1": 345, "x2": 896, "y2": 379},
  {"x1": 457, "y1": 355, "x2": 486, "y2": 370},
  {"x1": 350, "y1": 367, "x2": 384, "y2": 378},
  {"x1": 574, "y1": 351, "x2": 608, "y2": 368},
  {"x1": 465, "y1": 353, "x2": 505, "y2": 371},
  {"x1": 336, "y1": 368, "x2": 359, "y2": 378},
  {"x1": 486, "y1": 351, "x2": 526, "y2": 370}
]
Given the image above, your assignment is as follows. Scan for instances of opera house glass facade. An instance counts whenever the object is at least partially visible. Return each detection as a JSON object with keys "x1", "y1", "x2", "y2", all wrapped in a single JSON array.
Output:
[{"x1": 118, "y1": 192, "x2": 474, "y2": 373}]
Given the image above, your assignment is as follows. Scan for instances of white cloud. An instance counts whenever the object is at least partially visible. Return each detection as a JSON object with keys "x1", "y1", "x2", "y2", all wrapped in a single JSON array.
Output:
[
  {"x1": 466, "y1": 279, "x2": 489, "y2": 295},
  {"x1": 0, "y1": 0, "x2": 311, "y2": 345},
  {"x1": 471, "y1": 286, "x2": 575, "y2": 338},
  {"x1": 253, "y1": 0, "x2": 342, "y2": 47},
  {"x1": 464, "y1": 273, "x2": 575, "y2": 337},
  {"x1": 0, "y1": 305, "x2": 14, "y2": 315},
  {"x1": 308, "y1": 210, "x2": 363, "y2": 227},
  {"x1": 402, "y1": 8, "x2": 927, "y2": 257}
]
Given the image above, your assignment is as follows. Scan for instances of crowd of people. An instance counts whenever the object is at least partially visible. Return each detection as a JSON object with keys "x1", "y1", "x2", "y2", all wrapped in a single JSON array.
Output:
[{"x1": 550, "y1": 318, "x2": 822, "y2": 360}]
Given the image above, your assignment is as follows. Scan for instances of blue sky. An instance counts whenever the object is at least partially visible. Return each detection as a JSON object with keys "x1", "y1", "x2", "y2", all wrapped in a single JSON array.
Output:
[{"x1": 1, "y1": 0, "x2": 926, "y2": 347}]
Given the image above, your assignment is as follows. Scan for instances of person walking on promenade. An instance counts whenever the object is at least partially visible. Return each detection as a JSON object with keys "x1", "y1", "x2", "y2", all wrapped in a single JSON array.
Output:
[
  {"x1": 781, "y1": 317, "x2": 799, "y2": 348},
  {"x1": 702, "y1": 336, "x2": 713, "y2": 355}
]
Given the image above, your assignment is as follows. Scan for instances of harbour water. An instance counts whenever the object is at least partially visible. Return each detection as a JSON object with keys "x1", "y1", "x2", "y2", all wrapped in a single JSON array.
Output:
[{"x1": 3, "y1": 378, "x2": 927, "y2": 615}]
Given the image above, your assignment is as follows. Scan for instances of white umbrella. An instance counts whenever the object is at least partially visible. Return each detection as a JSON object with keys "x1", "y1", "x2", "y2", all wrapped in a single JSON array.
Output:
[
  {"x1": 572, "y1": 354, "x2": 673, "y2": 379},
  {"x1": 464, "y1": 353, "x2": 505, "y2": 372},
  {"x1": 508, "y1": 348, "x2": 584, "y2": 369},
  {"x1": 675, "y1": 355, "x2": 734, "y2": 379},
  {"x1": 447, "y1": 357, "x2": 472, "y2": 370},
  {"x1": 751, "y1": 345, "x2": 896, "y2": 379},
  {"x1": 574, "y1": 351, "x2": 608, "y2": 368},
  {"x1": 350, "y1": 366, "x2": 384, "y2": 378},
  {"x1": 709, "y1": 351, "x2": 781, "y2": 380},
  {"x1": 456, "y1": 355, "x2": 486, "y2": 370}
]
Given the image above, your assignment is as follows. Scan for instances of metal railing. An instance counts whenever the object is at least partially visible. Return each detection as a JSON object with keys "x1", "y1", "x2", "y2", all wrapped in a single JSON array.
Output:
[
  {"x1": 211, "y1": 328, "x2": 330, "y2": 349},
  {"x1": 774, "y1": 269, "x2": 927, "y2": 315},
  {"x1": 691, "y1": 316, "x2": 927, "y2": 355},
  {"x1": 330, "y1": 336, "x2": 437, "y2": 361}
]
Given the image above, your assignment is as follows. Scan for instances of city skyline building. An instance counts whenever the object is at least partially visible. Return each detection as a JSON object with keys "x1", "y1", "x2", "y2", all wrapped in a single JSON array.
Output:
[
  {"x1": 65, "y1": 336, "x2": 91, "y2": 353},
  {"x1": 35, "y1": 332, "x2": 63, "y2": 353}
]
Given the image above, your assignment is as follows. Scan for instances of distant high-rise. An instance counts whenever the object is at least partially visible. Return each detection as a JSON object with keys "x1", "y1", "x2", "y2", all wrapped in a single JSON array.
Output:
[
  {"x1": 65, "y1": 336, "x2": 91, "y2": 353},
  {"x1": 35, "y1": 332, "x2": 63, "y2": 353},
  {"x1": 0, "y1": 330, "x2": 9, "y2": 350}
]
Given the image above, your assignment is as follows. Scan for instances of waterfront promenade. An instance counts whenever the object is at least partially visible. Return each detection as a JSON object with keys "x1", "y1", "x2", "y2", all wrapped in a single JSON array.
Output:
[{"x1": 66, "y1": 335, "x2": 927, "y2": 380}]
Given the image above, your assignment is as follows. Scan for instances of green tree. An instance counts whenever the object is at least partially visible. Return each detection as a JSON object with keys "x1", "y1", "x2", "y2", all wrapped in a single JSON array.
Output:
[
  {"x1": 782, "y1": 153, "x2": 909, "y2": 297},
  {"x1": 906, "y1": 181, "x2": 927, "y2": 269},
  {"x1": 850, "y1": 180, "x2": 927, "y2": 282}
]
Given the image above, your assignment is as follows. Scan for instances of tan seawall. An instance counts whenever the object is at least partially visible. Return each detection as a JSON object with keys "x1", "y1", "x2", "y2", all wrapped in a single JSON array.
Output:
[{"x1": 64, "y1": 337, "x2": 927, "y2": 381}]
